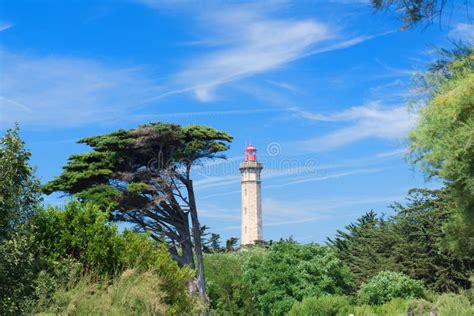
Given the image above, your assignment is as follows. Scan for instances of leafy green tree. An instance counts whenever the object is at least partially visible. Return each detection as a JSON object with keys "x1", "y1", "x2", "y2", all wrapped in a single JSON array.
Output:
[
  {"x1": 242, "y1": 242, "x2": 353, "y2": 315},
  {"x1": 43, "y1": 122, "x2": 232, "y2": 300},
  {"x1": 357, "y1": 271, "x2": 425, "y2": 305},
  {"x1": 328, "y1": 211, "x2": 396, "y2": 286},
  {"x1": 408, "y1": 48, "x2": 474, "y2": 254},
  {"x1": 0, "y1": 124, "x2": 41, "y2": 241},
  {"x1": 204, "y1": 252, "x2": 256, "y2": 315}
]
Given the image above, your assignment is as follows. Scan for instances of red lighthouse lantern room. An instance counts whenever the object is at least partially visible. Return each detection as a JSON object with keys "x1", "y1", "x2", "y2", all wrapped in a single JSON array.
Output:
[{"x1": 245, "y1": 144, "x2": 257, "y2": 161}]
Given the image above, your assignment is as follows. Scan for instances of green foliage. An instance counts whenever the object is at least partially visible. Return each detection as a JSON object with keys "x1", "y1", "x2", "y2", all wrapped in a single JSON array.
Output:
[
  {"x1": 43, "y1": 122, "x2": 232, "y2": 213},
  {"x1": 354, "y1": 298, "x2": 410, "y2": 316},
  {"x1": 0, "y1": 124, "x2": 41, "y2": 241},
  {"x1": 31, "y1": 202, "x2": 122, "y2": 275},
  {"x1": 0, "y1": 227, "x2": 42, "y2": 314},
  {"x1": 390, "y1": 189, "x2": 472, "y2": 292},
  {"x1": 30, "y1": 201, "x2": 193, "y2": 313},
  {"x1": 409, "y1": 49, "x2": 474, "y2": 254},
  {"x1": 242, "y1": 242, "x2": 353, "y2": 315},
  {"x1": 205, "y1": 251, "x2": 256, "y2": 315},
  {"x1": 357, "y1": 271, "x2": 425, "y2": 305},
  {"x1": 37, "y1": 269, "x2": 202, "y2": 316},
  {"x1": 288, "y1": 295, "x2": 353, "y2": 316},
  {"x1": 42, "y1": 122, "x2": 233, "y2": 272},
  {"x1": 330, "y1": 189, "x2": 473, "y2": 293},
  {"x1": 328, "y1": 211, "x2": 395, "y2": 286},
  {"x1": 0, "y1": 201, "x2": 194, "y2": 315},
  {"x1": 434, "y1": 293, "x2": 474, "y2": 316}
]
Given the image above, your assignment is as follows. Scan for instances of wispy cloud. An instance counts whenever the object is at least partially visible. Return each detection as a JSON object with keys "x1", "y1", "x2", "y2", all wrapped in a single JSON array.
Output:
[
  {"x1": 293, "y1": 102, "x2": 417, "y2": 152},
  {"x1": 264, "y1": 167, "x2": 385, "y2": 188},
  {"x1": 449, "y1": 23, "x2": 474, "y2": 44},
  {"x1": 222, "y1": 193, "x2": 404, "y2": 231},
  {"x1": 0, "y1": 49, "x2": 163, "y2": 128},
  {"x1": 141, "y1": 2, "x2": 384, "y2": 102},
  {"x1": 0, "y1": 21, "x2": 13, "y2": 32}
]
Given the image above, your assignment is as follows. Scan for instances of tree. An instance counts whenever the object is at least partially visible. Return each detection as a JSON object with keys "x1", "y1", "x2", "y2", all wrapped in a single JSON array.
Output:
[
  {"x1": 371, "y1": 0, "x2": 471, "y2": 29},
  {"x1": 329, "y1": 189, "x2": 473, "y2": 293},
  {"x1": 0, "y1": 124, "x2": 41, "y2": 241},
  {"x1": 226, "y1": 237, "x2": 239, "y2": 251},
  {"x1": 204, "y1": 252, "x2": 256, "y2": 314},
  {"x1": 408, "y1": 48, "x2": 474, "y2": 254},
  {"x1": 357, "y1": 271, "x2": 425, "y2": 305},
  {"x1": 328, "y1": 211, "x2": 396, "y2": 286},
  {"x1": 43, "y1": 122, "x2": 233, "y2": 301},
  {"x1": 242, "y1": 242, "x2": 353, "y2": 315},
  {"x1": 390, "y1": 189, "x2": 472, "y2": 292}
]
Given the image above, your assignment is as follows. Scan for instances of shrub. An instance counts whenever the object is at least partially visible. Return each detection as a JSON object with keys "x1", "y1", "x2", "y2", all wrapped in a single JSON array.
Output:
[
  {"x1": 288, "y1": 295, "x2": 353, "y2": 316},
  {"x1": 205, "y1": 251, "x2": 256, "y2": 315},
  {"x1": 354, "y1": 298, "x2": 410, "y2": 316},
  {"x1": 242, "y1": 242, "x2": 353, "y2": 315},
  {"x1": 407, "y1": 298, "x2": 432, "y2": 315},
  {"x1": 30, "y1": 202, "x2": 194, "y2": 314},
  {"x1": 357, "y1": 271, "x2": 425, "y2": 305},
  {"x1": 37, "y1": 269, "x2": 180, "y2": 315},
  {"x1": 434, "y1": 293, "x2": 473, "y2": 316},
  {"x1": 31, "y1": 202, "x2": 123, "y2": 275},
  {"x1": 1, "y1": 202, "x2": 195, "y2": 315}
]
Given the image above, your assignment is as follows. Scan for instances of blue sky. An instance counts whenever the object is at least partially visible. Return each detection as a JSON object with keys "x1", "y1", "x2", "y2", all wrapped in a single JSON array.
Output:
[{"x1": 1, "y1": 0, "x2": 473, "y2": 244}]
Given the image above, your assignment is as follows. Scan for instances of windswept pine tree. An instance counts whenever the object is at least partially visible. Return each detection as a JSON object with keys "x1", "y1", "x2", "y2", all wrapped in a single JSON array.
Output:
[{"x1": 43, "y1": 122, "x2": 233, "y2": 301}]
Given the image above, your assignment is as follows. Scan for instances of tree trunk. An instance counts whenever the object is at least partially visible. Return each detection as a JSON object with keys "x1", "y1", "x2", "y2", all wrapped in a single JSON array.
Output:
[
  {"x1": 181, "y1": 212, "x2": 195, "y2": 268},
  {"x1": 186, "y1": 179, "x2": 207, "y2": 303}
]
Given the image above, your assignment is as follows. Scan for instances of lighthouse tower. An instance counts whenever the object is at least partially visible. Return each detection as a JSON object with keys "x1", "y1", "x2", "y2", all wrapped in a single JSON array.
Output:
[{"x1": 240, "y1": 144, "x2": 263, "y2": 245}]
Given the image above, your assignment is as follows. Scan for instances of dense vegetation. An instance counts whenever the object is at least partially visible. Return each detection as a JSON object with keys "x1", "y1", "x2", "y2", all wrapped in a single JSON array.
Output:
[{"x1": 0, "y1": 48, "x2": 472, "y2": 314}]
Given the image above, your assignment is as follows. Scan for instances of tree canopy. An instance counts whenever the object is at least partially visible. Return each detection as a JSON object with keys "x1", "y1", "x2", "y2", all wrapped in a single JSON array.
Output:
[
  {"x1": 43, "y1": 122, "x2": 233, "y2": 300},
  {"x1": 408, "y1": 48, "x2": 474, "y2": 254},
  {"x1": 0, "y1": 124, "x2": 41, "y2": 241}
]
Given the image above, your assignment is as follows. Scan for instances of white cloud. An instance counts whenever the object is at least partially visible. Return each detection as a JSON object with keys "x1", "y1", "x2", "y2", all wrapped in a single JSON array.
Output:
[
  {"x1": 0, "y1": 50, "x2": 163, "y2": 127},
  {"x1": 449, "y1": 23, "x2": 474, "y2": 44},
  {"x1": 141, "y1": 2, "x2": 381, "y2": 102},
  {"x1": 222, "y1": 193, "x2": 404, "y2": 230},
  {"x1": 261, "y1": 193, "x2": 403, "y2": 227},
  {"x1": 176, "y1": 10, "x2": 330, "y2": 101},
  {"x1": 293, "y1": 102, "x2": 417, "y2": 152},
  {"x1": 0, "y1": 22, "x2": 13, "y2": 32}
]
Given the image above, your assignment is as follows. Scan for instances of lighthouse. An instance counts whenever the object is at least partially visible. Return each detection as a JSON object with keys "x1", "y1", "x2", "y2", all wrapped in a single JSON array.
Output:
[{"x1": 240, "y1": 144, "x2": 263, "y2": 245}]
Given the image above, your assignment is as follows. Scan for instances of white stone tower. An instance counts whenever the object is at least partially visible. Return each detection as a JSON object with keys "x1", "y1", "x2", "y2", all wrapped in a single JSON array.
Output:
[{"x1": 240, "y1": 144, "x2": 263, "y2": 245}]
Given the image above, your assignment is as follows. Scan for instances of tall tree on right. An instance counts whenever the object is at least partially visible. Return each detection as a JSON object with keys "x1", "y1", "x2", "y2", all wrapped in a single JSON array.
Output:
[{"x1": 408, "y1": 48, "x2": 474, "y2": 254}]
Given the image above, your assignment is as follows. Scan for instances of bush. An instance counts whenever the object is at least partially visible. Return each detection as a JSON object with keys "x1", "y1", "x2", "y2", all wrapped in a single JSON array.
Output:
[
  {"x1": 205, "y1": 251, "x2": 256, "y2": 315},
  {"x1": 31, "y1": 202, "x2": 123, "y2": 275},
  {"x1": 407, "y1": 298, "x2": 432, "y2": 315},
  {"x1": 358, "y1": 271, "x2": 425, "y2": 305},
  {"x1": 354, "y1": 298, "x2": 410, "y2": 316},
  {"x1": 37, "y1": 269, "x2": 185, "y2": 315},
  {"x1": 242, "y1": 242, "x2": 353, "y2": 315},
  {"x1": 288, "y1": 295, "x2": 353, "y2": 316},
  {"x1": 31, "y1": 202, "x2": 194, "y2": 314},
  {"x1": 1, "y1": 202, "x2": 195, "y2": 315},
  {"x1": 434, "y1": 293, "x2": 473, "y2": 316}
]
